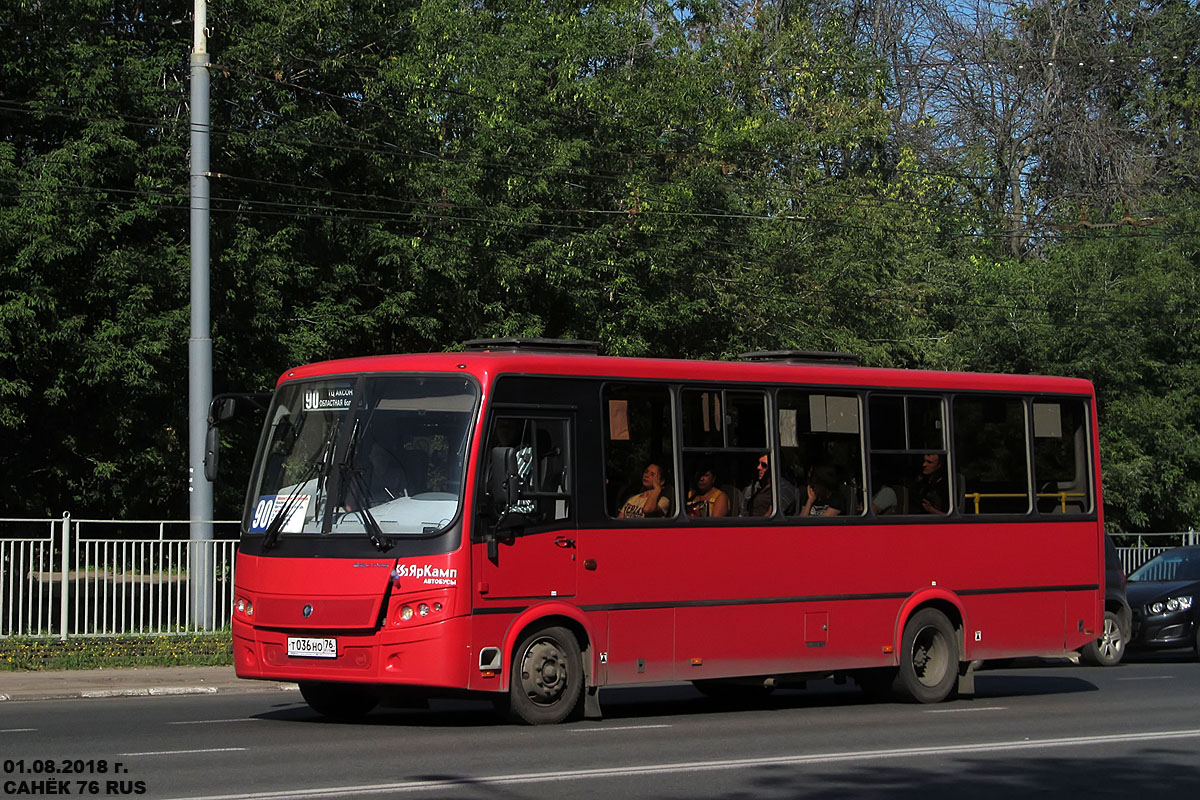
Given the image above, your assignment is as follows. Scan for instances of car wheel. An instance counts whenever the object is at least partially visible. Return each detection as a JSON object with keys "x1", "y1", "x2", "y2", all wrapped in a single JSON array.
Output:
[
  {"x1": 1081, "y1": 610, "x2": 1126, "y2": 666},
  {"x1": 1194, "y1": 619, "x2": 1200, "y2": 662},
  {"x1": 298, "y1": 681, "x2": 379, "y2": 720},
  {"x1": 506, "y1": 625, "x2": 583, "y2": 725},
  {"x1": 895, "y1": 608, "x2": 958, "y2": 704}
]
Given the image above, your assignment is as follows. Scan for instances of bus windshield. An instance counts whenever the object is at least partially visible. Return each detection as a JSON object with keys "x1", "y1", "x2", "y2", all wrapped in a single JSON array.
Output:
[{"x1": 245, "y1": 375, "x2": 477, "y2": 541}]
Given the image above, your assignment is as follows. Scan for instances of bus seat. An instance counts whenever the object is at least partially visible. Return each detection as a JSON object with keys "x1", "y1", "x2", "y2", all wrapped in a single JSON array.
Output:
[{"x1": 720, "y1": 484, "x2": 743, "y2": 517}]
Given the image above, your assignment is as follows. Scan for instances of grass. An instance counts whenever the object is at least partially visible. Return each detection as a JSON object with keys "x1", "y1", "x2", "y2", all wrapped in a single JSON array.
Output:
[{"x1": 0, "y1": 632, "x2": 233, "y2": 671}]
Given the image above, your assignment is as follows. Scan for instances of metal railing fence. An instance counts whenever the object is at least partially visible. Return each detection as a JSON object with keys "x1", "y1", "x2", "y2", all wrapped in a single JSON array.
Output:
[
  {"x1": 1113, "y1": 530, "x2": 1200, "y2": 576},
  {"x1": 3, "y1": 516, "x2": 1197, "y2": 639},
  {"x1": 1, "y1": 514, "x2": 239, "y2": 639}
]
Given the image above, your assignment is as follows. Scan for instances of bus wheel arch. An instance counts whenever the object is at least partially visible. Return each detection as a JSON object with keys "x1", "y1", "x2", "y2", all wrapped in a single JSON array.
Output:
[
  {"x1": 500, "y1": 607, "x2": 595, "y2": 690},
  {"x1": 894, "y1": 593, "x2": 968, "y2": 663},
  {"x1": 860, "y1": 594, "x2": 966, "y2": 704}
]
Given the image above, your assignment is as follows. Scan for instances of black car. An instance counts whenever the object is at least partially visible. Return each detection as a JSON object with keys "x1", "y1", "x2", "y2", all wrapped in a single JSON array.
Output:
[
  {"x1": 1080, "y1": 535, "x2": 1132, "y2": 666},
  {"x1": 1126, "y1": 545, "x2": 1200, "y2": 659}
]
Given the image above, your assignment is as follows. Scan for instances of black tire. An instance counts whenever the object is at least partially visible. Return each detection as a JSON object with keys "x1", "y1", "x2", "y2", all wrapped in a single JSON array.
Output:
[
  {"x1": 298, "y1": 681, "x2": 379, "y2": 720},
  {"x1": 1081, "y1": 610, "x2": 1126, "y2": 666},
  {"x1": 506, "y1": 625, "x2": 583, "y2": 725},
  {"x1": 1194, "y1": 619, "x2": 1200, "y2": 662},
  {"x1": 895, "y1": 608, "x2": 959, "y2": 704},
  {"x1": 691, "y1": 679, "x2": 775, "y2": 701}
]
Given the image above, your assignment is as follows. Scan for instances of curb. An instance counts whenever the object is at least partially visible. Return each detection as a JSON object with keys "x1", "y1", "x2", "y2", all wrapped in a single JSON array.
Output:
[
  {"x1": 0, "y1": 684, "x2": 297, "y2": 702},
  {"x1": 81, "y1": 687, "x2": 220, "y2": 698}
]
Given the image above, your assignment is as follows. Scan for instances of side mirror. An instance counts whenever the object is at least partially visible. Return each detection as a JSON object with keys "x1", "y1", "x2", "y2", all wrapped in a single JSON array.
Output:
[
  {"x1": 488, "y1": 446, "x2": 520, "y2": 513},
  {"x1": 212, "y1": 397, "x2": 237, "y2": 422},
  {"x1": 203, "y1": 424, "x2": 221, "y2": 482},
  {"x1": 203, "y1": 392, "x2": 271, "y2": 482}
]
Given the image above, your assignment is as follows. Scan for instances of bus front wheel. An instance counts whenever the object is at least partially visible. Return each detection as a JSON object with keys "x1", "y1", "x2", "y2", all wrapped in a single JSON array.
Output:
[
  {"x1": 895, "y1": 608, "x2": 958, "y2": 704},
  {"x1": 298, "y1": 681, "x2": 379, "y2": 720},
  {"x1": 505, "y1": 625, "x2": 583, "y2": 725}
]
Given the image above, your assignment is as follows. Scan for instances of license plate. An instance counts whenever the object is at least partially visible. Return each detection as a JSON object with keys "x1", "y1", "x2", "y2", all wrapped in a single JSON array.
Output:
[{"x1": 287, "y1": 636, "x2": 337, "y2": 658}]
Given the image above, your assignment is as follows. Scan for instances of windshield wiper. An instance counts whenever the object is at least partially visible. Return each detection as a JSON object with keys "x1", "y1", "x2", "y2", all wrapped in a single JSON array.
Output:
[
  {"x1": 261, "y1": 421, "x2": 339, "y2": 551},
  {"x1": 334, "y1": 421, "x2": 394, "y2": 552},
  {"x1": 339, "y1": 464, "x2": 394, "y2": 552}
]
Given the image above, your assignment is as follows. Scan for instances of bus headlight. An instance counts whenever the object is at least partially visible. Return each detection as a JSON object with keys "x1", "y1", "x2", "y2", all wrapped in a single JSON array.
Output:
[{"x1": 400, "y1": 605, "x2": 414, "y2": 621}]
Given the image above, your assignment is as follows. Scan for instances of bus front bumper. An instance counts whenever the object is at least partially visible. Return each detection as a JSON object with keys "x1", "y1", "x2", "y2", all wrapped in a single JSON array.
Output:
[{"x1": 232, "y1": 615, "x2": 473, "y2": 689}]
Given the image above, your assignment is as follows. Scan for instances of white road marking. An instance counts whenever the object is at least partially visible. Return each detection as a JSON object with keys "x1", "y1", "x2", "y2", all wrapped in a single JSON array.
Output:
[
  {"x1": 121, "y1": 747, "x2": 248, "y2": 757},
  {"x1": 1117, "y1": 676, "x2": 1174, "y2": 681},
  {"x1": 925, "y1": 706, "x2": 1007, "y2": 713},
  {"x1": 168, "y1": 718, "x2": 263, "y2": 725},
  {"x1": 155, "y1": 728, "x2": 1200, "y2": 800},
  {"x1": 1, "y1": 728, "x2": 36, "y2": 732},
  {"x1": 569, "y1": 724, "x2": 672, "y2": 732}
]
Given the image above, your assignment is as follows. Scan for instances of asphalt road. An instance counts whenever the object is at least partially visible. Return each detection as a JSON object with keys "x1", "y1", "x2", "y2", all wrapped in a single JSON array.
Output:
[{"x1": 4, "y1": 654, "x2": 1200, "y2": 800}]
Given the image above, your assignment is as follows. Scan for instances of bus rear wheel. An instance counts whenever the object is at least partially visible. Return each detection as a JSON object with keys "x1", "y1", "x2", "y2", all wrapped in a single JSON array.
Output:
[
  {"x1": 506, "y1": 625, "x2": 583, "y2": 725},
  {"x1": 298, "y1": 681, "x2": 379, "y2": 720},
  {"x1": 895, "y1": 608, "x2": 958, "y2": 704}
]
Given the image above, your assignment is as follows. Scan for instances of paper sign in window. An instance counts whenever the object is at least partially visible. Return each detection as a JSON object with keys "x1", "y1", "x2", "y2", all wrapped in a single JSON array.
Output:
[
  {"x1": 608, "y1": 399, "x2": 630, "y2": 440},
  {"x1": 808, "y1": 395, "x2": 859, "y2": 434},
  {"x1": 826, "y1": 396, "x2": 859, "y2": 434},
  {"x1": 1033, "y1": 403, "x2": 1063, "y2": 438},
  {"x1": 779, "y1": 409, "x2": 798, "y2": 447}
]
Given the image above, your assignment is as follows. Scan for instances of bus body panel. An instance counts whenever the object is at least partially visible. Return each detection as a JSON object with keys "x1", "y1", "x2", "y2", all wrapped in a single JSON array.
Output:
[
  {"x1": 233, "y1": 349, "x2": 1105, "y2": 709},
  {"x1": 476, "y1": 529, "x2": 578, "y2": 599},
  {"x1": 233, "y1": 550, "x2": 472, "y2": 687}
]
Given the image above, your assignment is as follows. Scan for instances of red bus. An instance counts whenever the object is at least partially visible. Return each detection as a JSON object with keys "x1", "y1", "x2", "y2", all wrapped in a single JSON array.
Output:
[{"x1": 228, "y1": 339, "x2": 1104, "y2": 724}]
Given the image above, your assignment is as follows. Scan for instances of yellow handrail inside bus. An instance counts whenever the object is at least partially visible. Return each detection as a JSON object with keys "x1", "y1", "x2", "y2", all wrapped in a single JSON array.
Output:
[{"x1": 962, "y1": 491, "x2": 1086, "y2": 514}]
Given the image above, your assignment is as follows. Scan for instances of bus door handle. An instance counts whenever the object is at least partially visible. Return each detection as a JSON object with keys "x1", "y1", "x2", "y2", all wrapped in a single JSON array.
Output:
[{"x1": 554, "y1": 537, "x2": 576, "y2": 549}]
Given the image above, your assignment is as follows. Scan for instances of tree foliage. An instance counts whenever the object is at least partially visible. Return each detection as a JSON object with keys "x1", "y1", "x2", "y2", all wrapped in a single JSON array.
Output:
[{"x1": 1, "y1": 0, "x2": 1198, "y2": 530}]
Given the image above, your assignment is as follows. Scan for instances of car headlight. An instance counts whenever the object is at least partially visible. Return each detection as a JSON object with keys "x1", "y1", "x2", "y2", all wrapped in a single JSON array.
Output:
[{"x1": 1149, "y1": 596, "x2": 1192, "y2": 615}]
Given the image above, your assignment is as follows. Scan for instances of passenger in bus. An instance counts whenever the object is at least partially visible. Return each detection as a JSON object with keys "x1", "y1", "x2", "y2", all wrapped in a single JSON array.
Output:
[
  {"x1": 740, "y1": 453, "x2": 797, "y2": 517},
  {"x1": 618, "y1": 463, "x2": 671, "y2": 518},
  {"x1": 801, "y1": 465, "x2": 847, "y2": 517},
  {"x1": 914, "y1": 453, "x2": 949, "y2": 514},
  {"x1": 685, "y1": 464, "x2": 731, "y2": 518}
]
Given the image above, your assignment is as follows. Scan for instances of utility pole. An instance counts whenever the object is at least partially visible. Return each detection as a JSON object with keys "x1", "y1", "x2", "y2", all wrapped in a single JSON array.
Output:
[{"x1": 189, "y1": 0, "x2": 214, "y2": 629}]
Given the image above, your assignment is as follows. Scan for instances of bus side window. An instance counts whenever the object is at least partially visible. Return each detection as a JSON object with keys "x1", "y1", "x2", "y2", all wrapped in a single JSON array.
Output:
[
  {"x1": 1032, "y1": 398, "x2": 1092, "y2": 515},
  {"x1": 867, "y1": 394, "x2": 946, "y2": 515},
  {"x1": 681, "y1": 388, "x2": 770, "y2": 518},
  {"x1": 779, "y1": 390, "x2": 865, "y2": 518},
  {"x1": 953, "y1": 396, "x2": 1030, "y2": 515},
  {"x1": 605, "y1": 384, "x2": 676, "y2": 520},
  {"x1": 484, "y1": 415, "x2": 572, "y2": 523}
]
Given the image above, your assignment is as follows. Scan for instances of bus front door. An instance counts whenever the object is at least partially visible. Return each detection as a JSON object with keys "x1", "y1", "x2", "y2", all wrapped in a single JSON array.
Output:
[
  {"x1": 478, "y1": 526, "x2": 578, "y2": 600},
  {"x1": 476, "y1": 412, "x2": 577, "y2": 600}
]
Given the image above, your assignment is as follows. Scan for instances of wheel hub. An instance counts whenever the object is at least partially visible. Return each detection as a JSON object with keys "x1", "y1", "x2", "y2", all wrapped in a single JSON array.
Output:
[
  {"x1": 911, "y1": 625, "x2": 949, "y2": 687},
  {"x1": 521, "y1": 639, "x2": 568, "y2": 705}
]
